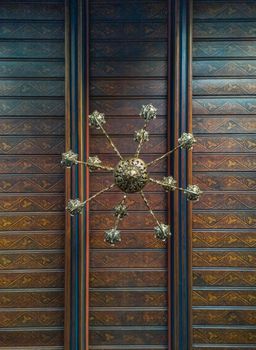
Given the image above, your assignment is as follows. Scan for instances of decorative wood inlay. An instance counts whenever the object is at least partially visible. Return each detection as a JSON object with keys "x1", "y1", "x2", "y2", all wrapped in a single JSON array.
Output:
[
  {"x1": 193, "y1": 60, "x2": 256, "y2": 77},
  {"x1": 91, "y1": 2, "x2": 168, "y2": 20},
  {"x1": 193, "y1": 328, "x2": 256, "y2": 344},
  {"x1": 193, "y1": 193, "x2": 256, "y2": 210},
  {"x1": 193, "y1": 116, "x2": 256, "y2": 134},
  {"x1": 0, "y1": 271, "x2": 64, "y2": 289},
  {"x1": 0, "y1": 80, "x2": 64, "y2": 97},
  {"x1": 91, "y1": 22, "x2": 167, "y2": 40},
  {"x1": 90, "y1": 291, "x2": 167, "y2": 307},
  {"x1": 194, "y1": 2, "x2": 256, "y2": 19},
  {"x1": 193, "y1": 309, "x2": 256, "y2": 325},
  {"x1": 193, "y1": 290, "x2": 256, "y2": 306},
  {"x1": 193, "y1": 270, "x2": 256, "y2": 287},
  {"x1": 0, "y1": 156, "x2": 64, "y2": 174},
  {"x1": 0, "y1": 42, "x2": 64, "y2": 59},
  {"x1": 193, "y1": 251, "x2": 256, "y2": 267},
  {"x1": 0, "y1": 99, "x2": 64, "y2": 116},
  {"x1": 194, "y1": 135, "x2": 256, "y2": 153},
  {"x1": 193, "y1": 98, "x2": 256, "y2": 115},
  {"x1": 193, "y1": 212, "x2": 256, "y2": 229},
  {"x1": 0, "y1": 174, "x2": 64, "y2": 193},
  {"x1": 91, "y1": 61, "x2": 167, "y2": 78},
  {"x1": 0, "y1": 252, "x2": 64, "y2": 270},
  {"x1": 90, "y1": 270, "x2": 167, "y2": 288},
  {"x1": 0, "y1": 291, "x2": 64, "y2": 308},
  {"x1": 193, "y1": 41, "x2": 256, "y2": 58},
  {"x1": 0, "y1": 118, "x2": 65, "y2": 136},
  {"x1": 91, "y1": 42, "x2": 167, "y2": 59},
  {"x1": 0, "y1": 214, "x2": 65, "y2": 231},
  {"x1": 193, "y1": 155, "x2": 256, "y2": 171},
  {"x1": 192, "y1": 173, "x2": 256, "y2": 191},
  {"x1": 194, "y1": 22, "x2": 256, "y2": 39},
  {"x1": 0, "y1": 22, "x2": 64, "y2": 39},
  {"x1": 89, "y1": 329, "x2": 168, "y2": 345},
  {"x1": 0, "y1": 330, "x2": 64, "y2": 347},
  {"x1": 0, "y1": 61, "x2": 64, "y2": 78},
  {"x1": 0, "y1": 232, "x2": 64, "y2": 250},
  {"x1": 90, "y1": 251, "x2": 167, "y2": 269},
  {"x1": 0, "y1": 310, "x2": 64, "y2": 328},
  {"x1": 0, "y1": 3, "x2": 64, "y2": 20},
  {"x1": 91, "y1": 80, "x2": 167, "y2": 97},
  {"x1": 193, "y1": 79, "x2": 256, "y2": 96},
  {"x1": 0, "y1": 137, "x2": 65, "y2": 155},
  {"x1": 90, "y1": 310, "x2": 167, "y2": 326},
  {"x1": 193, "y1": 231, "x2": 256, "y2": 248}
]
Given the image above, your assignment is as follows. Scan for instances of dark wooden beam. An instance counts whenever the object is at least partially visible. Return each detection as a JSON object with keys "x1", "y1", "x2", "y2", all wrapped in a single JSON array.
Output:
[
  {"x1": 168, "y1": 0, "x2": 193, "y2": 349},
  {"x1": 64, "y1": 0, "x2": 89, "y2": 349}
]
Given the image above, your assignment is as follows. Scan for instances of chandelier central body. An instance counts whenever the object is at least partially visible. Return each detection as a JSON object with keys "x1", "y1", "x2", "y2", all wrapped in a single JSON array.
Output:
[{"x1": 114, "y1": 157, "x2": 148, "y2": 193}]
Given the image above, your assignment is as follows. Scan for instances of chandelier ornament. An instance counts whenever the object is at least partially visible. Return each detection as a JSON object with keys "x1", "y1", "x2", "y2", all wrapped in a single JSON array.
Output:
[{"x1": 62, "y1": 104, "x2": 202, "y2": 246}]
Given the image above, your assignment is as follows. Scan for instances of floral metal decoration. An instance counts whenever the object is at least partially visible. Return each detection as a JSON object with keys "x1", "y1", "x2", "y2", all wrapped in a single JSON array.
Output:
[{"x1": 62, "y1": 104, "x2": 202, "y2": 245}]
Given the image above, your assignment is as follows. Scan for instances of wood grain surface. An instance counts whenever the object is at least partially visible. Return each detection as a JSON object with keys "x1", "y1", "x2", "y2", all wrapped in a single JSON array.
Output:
[{"x1": 192, "y1": 2, "x2": 256, "y2": 348}]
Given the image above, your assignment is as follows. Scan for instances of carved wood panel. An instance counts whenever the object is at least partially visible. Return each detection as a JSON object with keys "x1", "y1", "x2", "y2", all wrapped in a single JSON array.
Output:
[
  {"x1": 89, "y1": 0, "x2": 168, "y2": 348},
  {"x1": 0, "y1": 0, "x2": 65, "y2": 348},
  {"x1": 192, "y1": 1, "x2": 256, "y2": 348}
]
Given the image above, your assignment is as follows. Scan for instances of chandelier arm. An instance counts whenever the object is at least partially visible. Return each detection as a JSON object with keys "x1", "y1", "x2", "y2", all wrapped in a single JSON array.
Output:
[
  {"x1": 81, "y1": 183, "x2": 116, "y2": 206},
  {"x1": 146, "y1": 144, "x2": 182, "y2": 168},
  {"x1": 135, "y1": 121, "x2": 149, "y2": 158},
  {"x1": 148, "y1": 177, "x2": 165, "y2": 187},
  {"x1": 140, "y1": 190, "x2": 161, "y2": 227},
  {"x1": 97, "y1": 123, "x2": 123, "y2": 160},
  {"x1": 76, "y1": 160, "x2": 114, "y2": 172},
  {"x1": 113, "y1": 194, "x2": 127, "y2": 230}
]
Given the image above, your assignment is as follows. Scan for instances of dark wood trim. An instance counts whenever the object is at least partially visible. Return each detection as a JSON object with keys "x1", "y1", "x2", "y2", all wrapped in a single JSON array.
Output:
[
  {"x1": 168, "y1": 0, "x2": 193, "y2": 349},
  {"x1": 64, "y1": 0, "x2": 89, "y2": 349}
]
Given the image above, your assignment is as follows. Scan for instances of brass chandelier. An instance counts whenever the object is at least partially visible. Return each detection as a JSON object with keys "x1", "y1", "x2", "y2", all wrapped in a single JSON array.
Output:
[{"x1": 62, "y1": 104, "x2": 202, "y2": 245}]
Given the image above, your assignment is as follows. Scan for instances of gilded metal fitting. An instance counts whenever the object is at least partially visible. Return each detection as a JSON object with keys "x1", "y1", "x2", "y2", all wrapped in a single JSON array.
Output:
[
  {"x1": 154, "y1": 224, "x2": 171, "y2": 241},
  {"x1": 134, "y1": 129, "x2": 149, "y2": 143},
  {"x1": 104, "y1": 228, "x2": 121, "y2": 245},
  {"x1": 140, "y1": 104, "x2": 157, "y2": 121},
  {"x1": 61, "y1": 150, "x2": 78, "y2": 168},
  {"x1": 178, "y1": 132, "x2": 196, "y2": 150},
  {"x1": 66, "y1": 199, "x2": 84, "y2": 216},
  {"x1": 87, "y1": 156, "x2": 102, "y2": 172},
  {"x1": 89, "y1": 110, "x2": 106, "y2": 129},
  {"x1": 114, "y1": 158, "x2": 148, "y2": 193},
  {"x1": 184, "y1": 184, "x2": 203, "y2": 201},
  {"x1": 114, "y1": 203, "x2": 128, "y2": 219},
  {"x1": 161, "y1": 176, "x2": 177, "y2": 191}
]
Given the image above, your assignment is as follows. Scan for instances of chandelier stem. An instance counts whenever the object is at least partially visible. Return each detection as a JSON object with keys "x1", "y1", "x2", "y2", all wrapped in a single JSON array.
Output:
[
  {"x1": 147, "y1": 144, "x2": 182, "y2": 168},
  {"x1": 114, "y1": 195, "x2": 127, "y2": 230},
  {"x1": 140, "y1": 190, "x2": 161, "y2": 227},
  {"x1": 76, "y1": 160, "x2": 114, "y2": 172},
  {"x1": 135, "y1": 121, "x2": 149, "y2": 158},
  {"x1": 97, "y1": 123, "x2": 123, "y2": 160},
  {"x1": 81, "y1": 183, "x2": 116, "y2": 206}
]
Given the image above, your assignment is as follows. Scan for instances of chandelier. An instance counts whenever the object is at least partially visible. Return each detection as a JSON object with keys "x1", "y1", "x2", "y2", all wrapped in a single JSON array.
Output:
[{"x1": 62, "y1": 104, "x2": 202, "y2": 245}]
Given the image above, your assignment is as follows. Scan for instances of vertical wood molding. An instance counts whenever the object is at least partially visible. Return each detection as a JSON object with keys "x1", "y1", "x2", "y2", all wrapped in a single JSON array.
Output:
[
  {"x1": 168, "y1": 0, "x2": 193, "y2": 349},
  {"x1": 65, "y1": 0, "x2": 89, "y2": 349}
]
